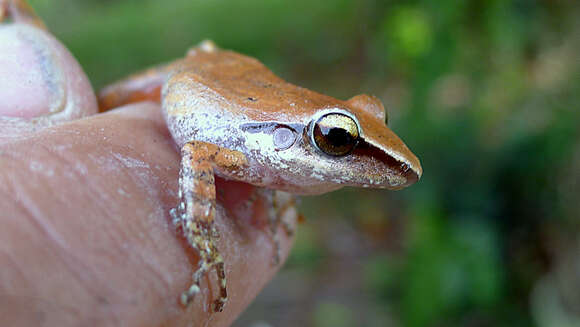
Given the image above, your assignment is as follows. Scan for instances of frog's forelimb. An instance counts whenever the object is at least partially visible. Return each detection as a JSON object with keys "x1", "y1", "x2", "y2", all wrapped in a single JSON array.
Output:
[{"x1": 172, "y1": 140, "x2": 248, "y2": 312}]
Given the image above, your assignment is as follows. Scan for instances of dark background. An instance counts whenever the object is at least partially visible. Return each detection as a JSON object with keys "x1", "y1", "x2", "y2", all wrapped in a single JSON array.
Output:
[{"x1": 30, "y1": 0, "x2": 580, "y2": 326}]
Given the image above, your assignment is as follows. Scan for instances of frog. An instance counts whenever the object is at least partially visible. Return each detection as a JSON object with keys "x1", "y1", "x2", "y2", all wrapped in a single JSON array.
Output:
[
  {"x1": 3, "y1": 0, "x2": 421, "y2": 315},
  {"x1": 99, "y1": 39, "x2": 422, "y2": 313}
]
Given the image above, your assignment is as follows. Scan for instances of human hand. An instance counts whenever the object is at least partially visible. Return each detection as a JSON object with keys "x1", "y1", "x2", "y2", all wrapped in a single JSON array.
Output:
[{"x1": 0, "y1": 6, "x2": 295, "y2": 327}]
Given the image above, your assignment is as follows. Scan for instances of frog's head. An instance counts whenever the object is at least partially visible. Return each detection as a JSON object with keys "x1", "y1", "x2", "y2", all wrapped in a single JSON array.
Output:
[
  {"x1": 306, "y1": 94, "x2": 421, "y2": 192},
  {"x1": 242, "y1": 94, "x2": 422, "y2": 195}
]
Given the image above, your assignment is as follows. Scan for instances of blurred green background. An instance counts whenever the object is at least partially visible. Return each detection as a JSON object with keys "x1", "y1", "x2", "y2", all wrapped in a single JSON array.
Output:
[{"x1": 29, "y1": 0, "x2": 580, "y2": 326}]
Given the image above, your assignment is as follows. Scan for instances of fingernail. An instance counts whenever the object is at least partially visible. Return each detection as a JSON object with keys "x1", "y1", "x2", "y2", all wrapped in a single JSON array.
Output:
[{"x1": 0, "y1": 24, "x2": 66, "y2": 118}]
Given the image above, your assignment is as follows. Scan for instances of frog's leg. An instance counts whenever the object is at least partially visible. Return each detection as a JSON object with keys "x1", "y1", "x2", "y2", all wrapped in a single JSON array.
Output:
[
  {"x1": 275, "y1": 193, "x2": 298, "y2": 237},
  {"x1": 97, "y1": 64, "x2": 174, "y2": 112},
  {"x1": 0, "y1": 0, "x2": 46, "y2": 28},
  {"x1": 172, "y1": 141, "x2": 247, "y2": 312},
  {"x1": 98, "y1": 40, "x2": 217, "y2": 112},
  {"x1": 261, "y1": 190, "x2": 298, "y2": 265}
]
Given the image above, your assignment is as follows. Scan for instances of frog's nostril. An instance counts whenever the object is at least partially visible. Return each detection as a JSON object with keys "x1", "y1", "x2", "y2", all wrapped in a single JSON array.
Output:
[{"x1": 400, "y1": 162, "x2": 409, "y2": 173}]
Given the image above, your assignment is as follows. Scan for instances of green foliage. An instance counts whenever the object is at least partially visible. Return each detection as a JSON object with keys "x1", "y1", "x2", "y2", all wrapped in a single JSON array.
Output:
[
  {"x1": 402, "y1": 212, "x2": 502, "y2": 327},
  {"x1": 313, "y1": 302, "x2": 356, "y2": 327}
]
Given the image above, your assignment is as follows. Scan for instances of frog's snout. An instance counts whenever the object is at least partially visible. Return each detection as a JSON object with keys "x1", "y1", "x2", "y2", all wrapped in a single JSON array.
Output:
[{"x1": 352, "y1": 140, "x2": 422, "y2": 190}]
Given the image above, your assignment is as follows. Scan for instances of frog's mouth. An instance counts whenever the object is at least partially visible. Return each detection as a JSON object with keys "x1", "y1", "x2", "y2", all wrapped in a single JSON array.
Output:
[{"x1": 351, "y1": 140, "x2": 421, "y2": 189}]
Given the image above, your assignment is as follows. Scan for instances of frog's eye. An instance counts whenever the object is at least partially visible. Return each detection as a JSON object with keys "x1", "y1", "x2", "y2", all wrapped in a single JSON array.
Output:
[{"x1": 312, "y1": 113, "x2": 360, "y2": 156}]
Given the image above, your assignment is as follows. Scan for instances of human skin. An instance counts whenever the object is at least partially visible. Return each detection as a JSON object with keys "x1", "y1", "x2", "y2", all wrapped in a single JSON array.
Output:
[{"x1": 0, "y1": 20, "x2": 294, "y2": 327}]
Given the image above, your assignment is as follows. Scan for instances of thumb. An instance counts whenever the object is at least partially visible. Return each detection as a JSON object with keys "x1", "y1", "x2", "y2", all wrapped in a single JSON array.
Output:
[
  {"x1": 0, "y1": 19, "x2": 98, "y2": 138},
  {"x1": 0, "y1": 103, "x2": 296, "y2": 326}
]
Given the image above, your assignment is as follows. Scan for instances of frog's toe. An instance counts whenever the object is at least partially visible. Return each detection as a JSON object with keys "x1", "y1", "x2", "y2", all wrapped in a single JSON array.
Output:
[
  {"x1": 0, "y1": 0, "x2": 46, "y2": 28},
  {"x1": 170, "y1": 207, "x2": 181, "y2": 226},
  {"x1": 180, "y1": 284, "x2": 200, "y2": 306},
  {"x1": 187, "y1": 39, "x2": 219, "y2": 56},
  {"x1": 213, "y1": 298, "x2": 226, "y2": 313},
  {"x1": 198, "y1": 39, "x2": 218, "y2": 52}
]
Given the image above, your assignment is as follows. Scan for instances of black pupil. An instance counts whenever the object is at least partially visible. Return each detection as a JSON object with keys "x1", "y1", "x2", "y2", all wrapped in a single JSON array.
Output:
[
  {"x1": 313, "y1": 114, "x2": 359, "y2": 156},
  {"x1": 323, "y1": 127, "x2": 353, "y2": 148}
]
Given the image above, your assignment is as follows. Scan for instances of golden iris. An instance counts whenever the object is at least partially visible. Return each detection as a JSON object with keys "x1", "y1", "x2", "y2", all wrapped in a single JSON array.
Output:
[{"x1": 313, "y1": 113, "x2": 359, "y2": 156}]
